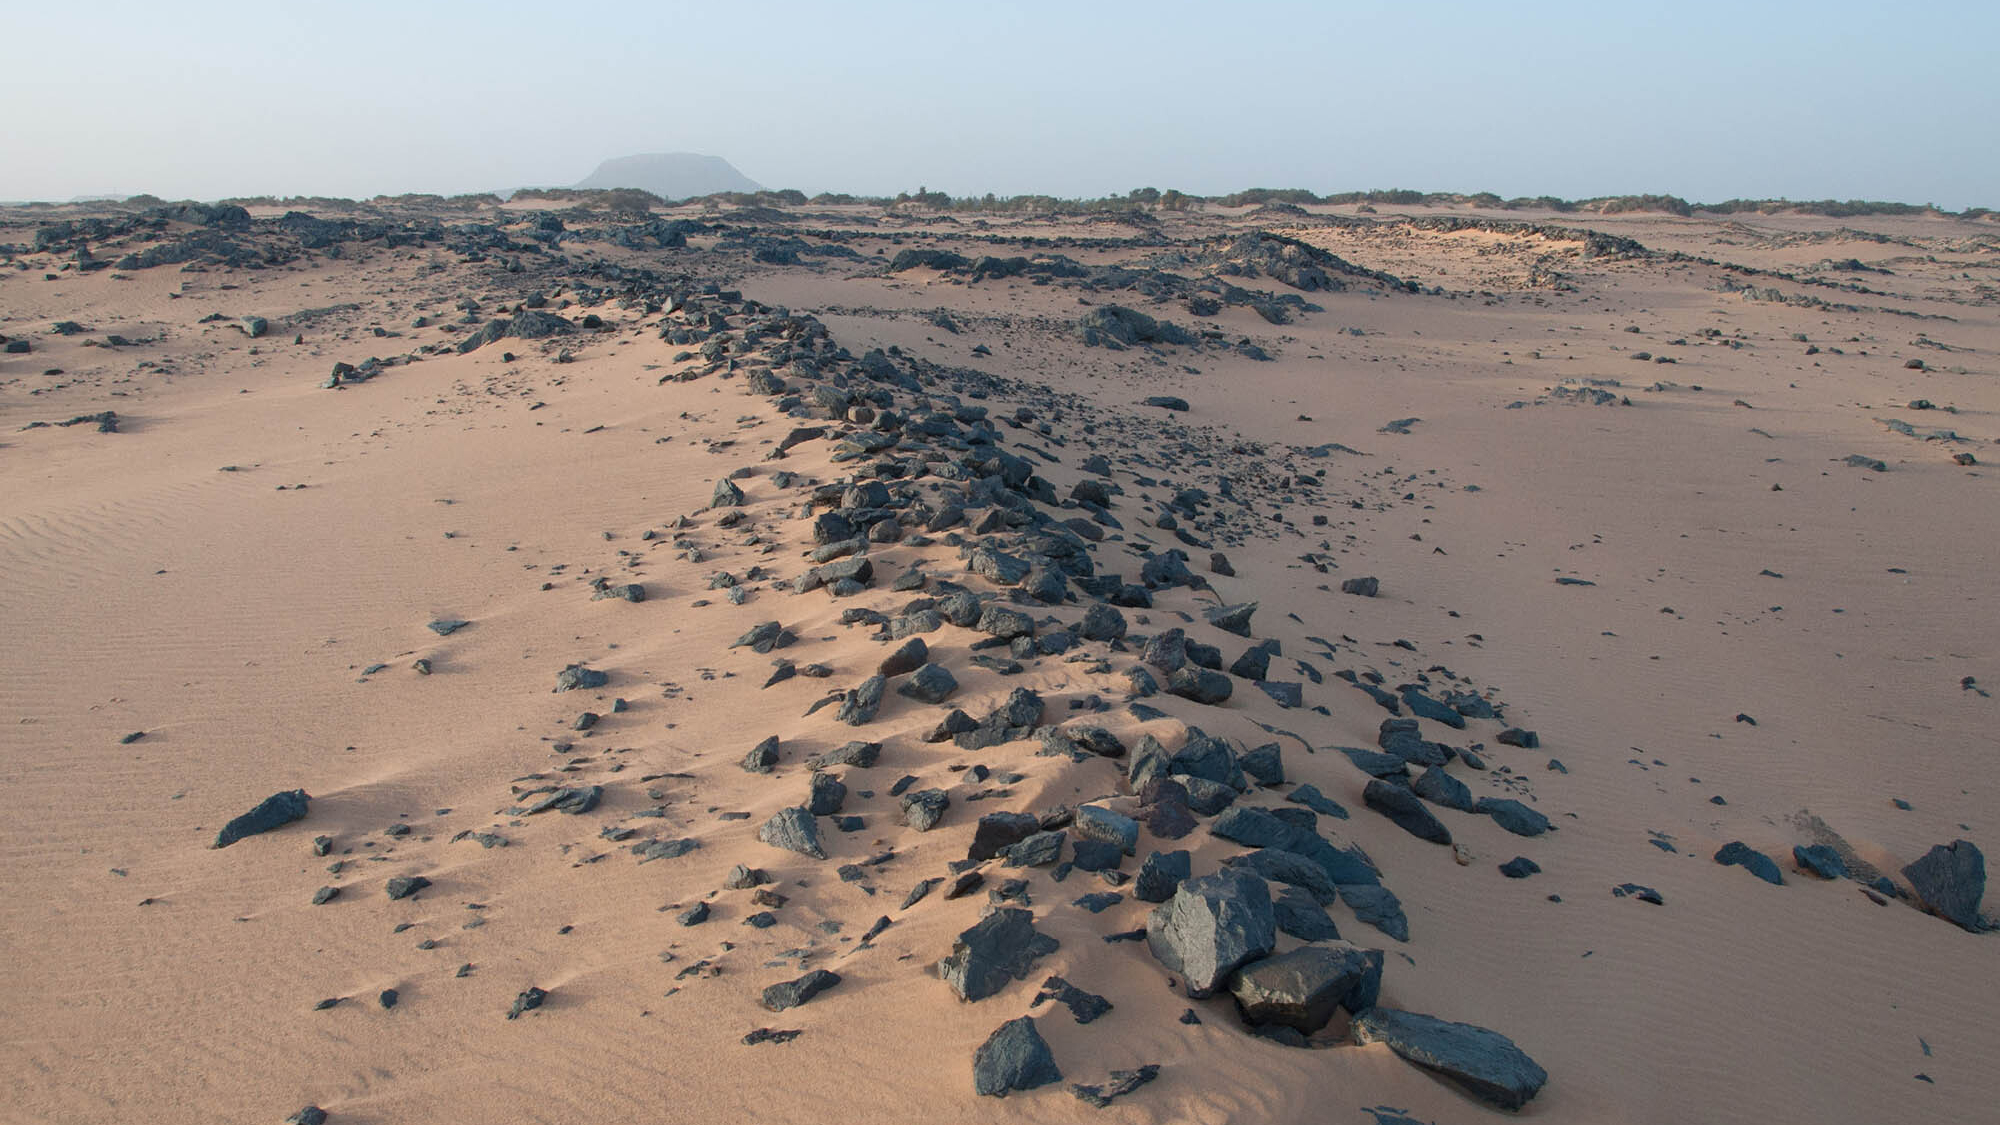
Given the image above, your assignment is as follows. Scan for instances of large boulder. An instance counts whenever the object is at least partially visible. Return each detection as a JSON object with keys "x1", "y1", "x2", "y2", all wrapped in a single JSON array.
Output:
[
  {"x1": 939, "y1": 907, "x2": 1059, "y2": 1001},
  {"x1": 758, "y1": 806, "x2": 825, "y2": 859},
  {"x1": 1145, "y1": 869, "x2": 1276, "y2": 997},
  {"x1": 1228, "y1": 944, "x2": 1383, "y2": 1033},
  {"x1": 1351, "y1": 1007, "x2": 1548, "y2": 1111},
  {"x1": 972, "y1": 1016, "x2": 1062, "y2": 1097},
  {"x1": 1902, "y1": 839, "x2": 1986, "y2": 932}
]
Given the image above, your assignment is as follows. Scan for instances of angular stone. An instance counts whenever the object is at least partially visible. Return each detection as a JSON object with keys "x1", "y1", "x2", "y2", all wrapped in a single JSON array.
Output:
[
  {"x1": 1340, "y1": 576, "x2": 1379, "y2": 597},
  {"x1": 973, "y1": 1016, "x2": 1062, "y2": 1097},
  {"x1": 1229, "y1": 943, "x2": 1383, "y2": 1032},
  {"x1": 878, "y1": 637, "x2": 928, "y2": 677},
  {"x1": 901, "y1": 788, "x2": 950, "y2": 831},
  {"x1": 969, "y1": 811, "x2": 1041, "y2": 862},
  {"x1": 1272, "y1": 884, "x2": 1342, "y2": 941},
  {"x1": 1714, "y1": 841, "x2": 1784, "y2": 885},
  {"x1": 1413, "y1": 766, "x2": 1473, "y2": 812},
  {"x1": 741, "y1": 735, "x2": 781, "y2": 774},
  {"x1": 1340, "y1": 884, "x2": 1409, "y2": 942},
  {"x1": 1003, "y1": 830, "x2": 1065, "y2": 867},
  {"x1": 1136, "y1": 849, "x2": 1191, "y2": 902},
  {"x1": 758, "y1": 807, "x2": 825, "y2": 859},
  {"x1": 1477, "y1": 797, "x2": 1551, "y2": 837},
  {"x1": 1366, "y1": 780, "x2": 1453, "y2": 845},
  {"x1": 897, "y1": 662, "x2": 959, "y2": 704},
  {"x1": 1145, "y1": 869, "x2": 1276, "y2": 997},
  {"x1": 1079, "y1": 602, "x2": 1127, "y2": 641},
  {"x1": 212, "y1": 789, "x2": 310, "y2": 848},
  {"x1": 1074, "y1": 805, "x2": 1140, "y2": 855},
  {"x1": 940, "y1": 907, "x2": 1060, "y2": 1001},
  {"x1": 762, "y1": 969, "x2": 841, "y2": 1011},
  {"x1": 1793, "y1": 844, "x2": 1846, "y2": 880},
  {"x1": 837, "y1": 675, "x2": 887, "y2": 726},
  {"x1": 1351, "y1": 1007, "x2": 1549, "y2": 1111},
  {"x1": 1902, "y1": 840, "x2": 1986, "y2": 932},
  {"x1": 1204, "y1": 602, "x2": 1257, "y2": 637}
]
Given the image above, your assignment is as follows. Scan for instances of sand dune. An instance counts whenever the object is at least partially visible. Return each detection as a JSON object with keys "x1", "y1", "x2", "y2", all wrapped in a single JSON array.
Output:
[{"x1": 1, "y1": 195, "x2": 1993, "y2": 1124}]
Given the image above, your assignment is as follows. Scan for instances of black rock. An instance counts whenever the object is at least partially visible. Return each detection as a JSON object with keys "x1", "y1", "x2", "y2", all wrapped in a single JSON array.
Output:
[
  {"x1": 1413, "y1": 766, "x2": 1473, "y2": 812},
  {"x1": 1340, "y1": 576, "x2": 1379, "y2": 597},
  {"x1": 506, "y1": 986, "x2": 548, "y2": 1020},
  {"x1": 731, "y1": 621, "x2": 794, "y2": 654},
  {"x1": 806, "y1": 771, "x2": 848, "y2": 816},
  {"x1": 1340, "y1": 884, "x2": 1409, "y2": 941},
  {"x1": 213, "y1": 789, "x2": 310, "y2": 848},
  {"x1": 1793, "y1": 844, "x2": 1847, "y2": 880},
  {"x1": 1272, "y1": 884, "x2": 1342, "y2": 941},
  {"x1": 1004, "y1": 830, "x2": 1066, "y2": 867},
  {"x1": 1225, "y1": 848, "x2": 1338, "y2": 905},
  {"x1": 968, "y1": 810, "x2": 1040, "y2": 862},
  {"x1": 837, "y1": 675, "x2": 887, "y2": 725},
  {"x1": 1286, "y1": 783, "x2": 1349, "y2": 820},
  {"x1": 1034, "y1": 975, "x2": 1112, "y2": 1023},
  {"x1": 552, "y1": 664, "x2": 609, "y2": 692},
  {"x1": 1902, "y1": 840, "x2": 1986, "y2": 932},
  {"x1": 379, "y1": 989, "x2": 398, "y2": 1010},
  {"x1": 901, "y1": 788, "x2": 950, "y2": 831},
  {"x1": 1079, "y1": 602, "x2": 1127, "y2": 641},
  {"x1": 1071, "y1": 839, "x2": 1124, "y2": 872},
  {"x1": 1714, "y1": 841, "x2": 1785, "y2": 886},
  {"x1": 878, "y1": 637, "x2": 929, "y2": 677},
  {"x1": 1071, "y1": 1064, "x2": 1160, "y2": 1108},
  {"x1": 939, "y1": 907, "x2": 1060, "y2": 1001},
  {"x1": 897, "y1": 662, "x2": 959, "y2": 704},
  {"x1": 385, "y1": 875, "x2": 430, "y2": 900},
  {"x1": 1351, "y1": 1007, "x2": 1548, "y2": 1111},
  {"x1": 1203, "y1": 601, "x2": 1257, "y2": 637},
  {"x1": 677, "y1": 902, "x2": 710, "y2": 926},
  {"x1": 973, "y1": 1016, "x2": 1062, "y2": 1097},
  {"x1": 1136, "y1": 849, "x2": 1192, "y2": 902},
  {"x1": 1142, "y1": 395, "x2": 1191, "y2": 411},
  {"x1": 758, "y1": 807, "x2": 826, "y2": 859},
  {"x1": 1167, "y1": 665, "x2": 1233, "y2": 705},
  {"x1": 1476, "y1": 797, "x2": 1551, "y2": 837},
  {"x1": 285, "y1": 1108, "x2": 329, "y2": 1125},
  {"x1": 1228, "y1": 943, "x2": 1382, "y2": 1033},
  {"x1": 1144, "y1": 868, "x2": 1276, "y2": 997},
  {"x1": 1239, "y1": 742, "x2": 1284, "y2": 787},
  {"x1": 1364, "y1": 780, "x2": 1453, "y2": 845},
  {"x1": 807, "y1": 740, "x2": 882, "y2": 770},
  {"x1": 742, "y1": 734, "x2": 780, "y2": 773},
  {"x1": 762, "y1": 969, "x2": 842, "y2": 1011},
  {"x1": 1496, "y1": 727, "x2": 1540, "y2": 749},
  {"x1": 1499, "y1": 856, "x2": 1541, "y2": 879}
]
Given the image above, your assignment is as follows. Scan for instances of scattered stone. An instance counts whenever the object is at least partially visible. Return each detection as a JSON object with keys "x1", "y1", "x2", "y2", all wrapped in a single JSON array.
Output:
[
  {"x1": 940, "y1": 907, "x2": 1060, "y2": 1001},
  {"x1": 1341, "y1": 576, "x2": 1380, "y2": 597},
  {"x1": 1477, "y1": 797, "x2": 1551, "y2": 837},
  {"x1": 1499, "y1": 856, "x2": 1541, "y2": 879},
  {"x1": 1034, "y1": 975, "x2": 1112, "y2": 1023},
  {"x1": 758, "y1": 807, "x2": 826, "y2": 859},
  {"x1": 1071, "y1": 1064, "x2": 1160, "y2": 1108},
  {"x1": 973, "y1": 1016, "x2": 1062, "y2": 1097},
  {"x1": 1793, "y1": 844, "x2": 1847, "y2": 880},
  {"x1": 1365, "y1": 780, "x2": 1453, "y2": 845},
  {"x1": 1714, "y1": 841, "x2": 1785, "y2": 886},
  {"x1": 385, "y1": 875, "x2": 430, "y2": 900},
  {"x1": 1902, "y1": 840, "x2": 1986, "y2": 932},
  {"x1": 213, "y1": 789, "x2": 310, "y2": 848},
  {"x1": 1351, "y1": 1007, "x2": 1548, "y2": 1111},
  {"x1": 506, "y1": 986, "x2": 549, "y2": 1020},
  {"x1": 762, "y1": 969, "x2": 841, "y2": 1011}
]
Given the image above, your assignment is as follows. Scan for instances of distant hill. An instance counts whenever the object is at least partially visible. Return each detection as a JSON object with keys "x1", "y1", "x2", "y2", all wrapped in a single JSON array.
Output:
[{"x1": 575, "y1": 153, "x2": 762, "y2": 199}]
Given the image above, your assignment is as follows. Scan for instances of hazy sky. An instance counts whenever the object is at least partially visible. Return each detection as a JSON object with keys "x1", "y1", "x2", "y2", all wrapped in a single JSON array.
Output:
[{"x1": 4, "y1": 0, "x2": 1994, "y2": 207}]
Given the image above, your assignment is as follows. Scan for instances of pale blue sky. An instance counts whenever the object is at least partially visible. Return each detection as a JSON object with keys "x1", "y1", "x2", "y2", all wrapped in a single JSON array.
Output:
[{"x1": 3, "y1": 0, "x2": 1993, "y2": 206}]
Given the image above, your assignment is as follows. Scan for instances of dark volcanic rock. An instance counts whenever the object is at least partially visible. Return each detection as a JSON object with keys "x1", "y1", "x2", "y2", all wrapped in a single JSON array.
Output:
[
  {"x1": 1071, "y1": 1065, "x2": 1160, "y2": 1108},
  {"x1": 837, "y1": 675, "x2": 887, "y2": 726},
  {"x1": 741, "y1": 734, "x2": 781, "y2": 773},
  {"x1": 973, "y1": 1016, "x2": 1062, "y2": 1097},
  {"x1": 385, "y1": 875, "x2": 431, "y2": 900},
  {"x1": 1413, "y1": 766, "x2": 1473, "y2": 812},
  {"x1": 901, "y1": 788, "x2": 950, "y2": 831},
  {"x1": 1793, "y1": 844, "x2": 1847, "y2": 880},
  {"x1": 878, "y1": 637, "x2": 929, "y2": 677},
  {"x1": 1167, "y1": 665, "x2": 1233, "y2": 705},
  {"x1": 552, "y1": 664, "x2": 609, "y2": 692},
  {"x1": 1145, "y1": 869, "x2": 1276, "y2": 997},
  {"x1": 897, "y1": 662, "x2": 959, "y2": 704},
  {"x1": 1136, "y1": 849, "x2": 1192, "y2": 902},
  {"x1": 761, "y1": 969, "x2": 842, "y2": 1011},
  {"x1": 1477, "y1": 797, "x2": 1551, "y2": 837},
  {"x1": 1364, "y1": 780, "x2": 1453, "y2": 845},
  {"x1": 1902, "y1": 839, "x2": 1986, "y2": 932},
  {"x1": 212, "y1": 789, "x2": 310, "y2": 848},
  {"x1": 507, "y1": 986, "x2": 549, "y2": 1020},
  {"x1": 1203, "y1": 601, "x2": 1258, "y2": 637},
  {"x1": 1499, "y1": 856, "x2": 1542, "y2": 879},
  {"x1": 758, "y1": 807, "x2": 826, "y2": 859},
  {"x1": 1714, "y1": 841, "x2": 1785, "y2": 886},
  {"x1": 1351, "y1": 1007, "x2": 1549, "y2": 1111},
  {"x1": 969, "y1": 811, "x2": 1041, "y2": 862},
  {"x1": 1340, "y1": 576, "x2": 1380, "y2": 597},
  {"x1": 1340, "y1": 884, "x2": 1409, "y2": 942},
  {"x1": 1228, "y1": 943, "x2": 1383, "y2": 1033},
  {"x1": 939, "y1": 907, "x2": 1060, "y2": 1001}
]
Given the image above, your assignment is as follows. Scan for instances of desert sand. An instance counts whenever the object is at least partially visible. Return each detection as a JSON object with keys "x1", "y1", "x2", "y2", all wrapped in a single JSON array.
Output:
[{"x1": 1, "y1": 192, "x2": 1994, "y2": 1125}]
